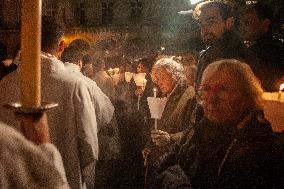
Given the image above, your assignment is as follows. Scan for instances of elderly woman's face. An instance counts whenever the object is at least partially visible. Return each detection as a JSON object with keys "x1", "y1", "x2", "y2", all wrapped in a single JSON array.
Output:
[
  {"x1": 155, "y1": 67, "x2": 176, "y2": 94},
  {"x1": 198, "y1": 68, "x2": 247, "y2": 124}
]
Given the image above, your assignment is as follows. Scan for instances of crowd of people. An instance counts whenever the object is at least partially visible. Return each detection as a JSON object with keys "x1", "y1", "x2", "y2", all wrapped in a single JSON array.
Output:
[{"x1": 0, "y1": 1, "x2": 283, "y2": 189}]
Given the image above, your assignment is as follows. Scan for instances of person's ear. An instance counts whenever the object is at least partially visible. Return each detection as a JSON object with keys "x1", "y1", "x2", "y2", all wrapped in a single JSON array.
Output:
[{"x1": 225, "y1": 17, "x2": 235, "y2": 29}]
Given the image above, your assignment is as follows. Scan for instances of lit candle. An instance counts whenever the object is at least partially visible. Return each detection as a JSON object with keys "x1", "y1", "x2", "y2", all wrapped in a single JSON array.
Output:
[
  {"x1": 20, "y1": 0, "x2": 41, "y2": 108},
  {"x1": 153, "y1": 87, "x2": 157, "y2": 129},
  {"x1": 278, "y1": 83, "x2": 284, "y2": 100},
  {"x1": 153, "y1": 88, "x2": 157, "y2": 98}
]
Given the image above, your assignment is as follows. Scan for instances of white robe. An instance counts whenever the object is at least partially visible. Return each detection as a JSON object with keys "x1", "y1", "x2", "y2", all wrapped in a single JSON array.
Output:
[
  {"x1": 0, "y1": 122, "x2": 69, "y2": 189},
  {"x1": 0, "y1": 53, "x2": 99, "y2": 189},
  {"x1": 64, "y1": 62, "x2": 120, "y2": 160},
  {"x1": 64, "y1": 62, "x2": 114, "y2": 126}
]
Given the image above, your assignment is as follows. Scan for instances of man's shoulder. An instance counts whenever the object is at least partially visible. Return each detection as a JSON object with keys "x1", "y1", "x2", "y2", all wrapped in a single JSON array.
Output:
[
  {"x1": 59, "y1": 72, "x2": 97, "y2": 92},
  {"x1": 70, "y1": 71, "x2": 100, "y2": 90}
]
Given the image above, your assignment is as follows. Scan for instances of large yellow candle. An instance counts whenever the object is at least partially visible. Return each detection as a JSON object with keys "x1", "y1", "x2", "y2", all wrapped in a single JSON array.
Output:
[{"x1": 20, "y1": 0, "x2": 41, "y2": 107}]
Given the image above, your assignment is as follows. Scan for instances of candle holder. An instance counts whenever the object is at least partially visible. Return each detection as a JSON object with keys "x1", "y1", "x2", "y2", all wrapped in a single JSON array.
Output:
[
  {"x1": 147, "y1": 97, "x2": 167, "y2": 130},
  {"x1": 125, "y1": 72, "x2": 133, "y2": 90},
  {"x1": 133, "y1": 73, "x2": 146, "y2": 110},
  {"x1": 133, "y1": 73, "x2": 146, "y2": 86},
  {"x1": 3, "y1": 102, "x2": 58, "y2": 114}
]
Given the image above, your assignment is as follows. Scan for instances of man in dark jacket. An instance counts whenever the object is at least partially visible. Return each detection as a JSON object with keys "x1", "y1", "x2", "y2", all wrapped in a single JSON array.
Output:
[
  {"x1": 193, "y1": 1, "x2": 255, "y2": 86},
  {"x1": 239, "y1": 2, "x2": 284, "y2": 91}
]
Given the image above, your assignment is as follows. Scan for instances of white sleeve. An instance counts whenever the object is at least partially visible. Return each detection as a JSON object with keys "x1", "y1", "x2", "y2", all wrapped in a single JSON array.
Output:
[{"x1": 93, "y1": 84, "x2": 114, "y2": 126}]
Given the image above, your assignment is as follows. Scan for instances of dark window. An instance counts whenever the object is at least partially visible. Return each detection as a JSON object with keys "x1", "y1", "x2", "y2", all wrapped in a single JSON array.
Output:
[
  {"x1": 130, "y1": 0, "x2": 143, "y2": 23},
  {"x1": 102, "y1": 2, "x2": 113, "y2": 25},
  {"x1": 75, "y1": 3, "x2": 86, "y2": 26}
]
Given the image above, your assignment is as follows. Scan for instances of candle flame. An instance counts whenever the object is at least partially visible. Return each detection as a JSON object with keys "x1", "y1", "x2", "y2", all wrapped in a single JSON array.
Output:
[
  {"x1": 153, "y1": 88, "x2": 157, "y2": 92},
  {"x1": 280, "y1": 83, "x2": 284, "y2": 91}
]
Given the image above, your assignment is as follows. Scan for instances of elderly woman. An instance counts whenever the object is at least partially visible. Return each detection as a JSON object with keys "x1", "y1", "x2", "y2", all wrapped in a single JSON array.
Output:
[
  {"x1": 148, "y1": 56, "x2": 196, "y2": 148},
  {"x1": 149, "y1": 59, "x2": 283, "y2": 189}
]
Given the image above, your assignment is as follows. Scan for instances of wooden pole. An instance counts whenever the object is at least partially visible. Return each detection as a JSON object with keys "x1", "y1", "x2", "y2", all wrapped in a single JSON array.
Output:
[{"x1": 20, "y1": 0, "x2": 41, "y2": 108}]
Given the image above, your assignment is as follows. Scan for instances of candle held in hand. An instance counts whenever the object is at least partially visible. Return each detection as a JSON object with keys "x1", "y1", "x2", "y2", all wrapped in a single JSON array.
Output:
[{"x1": 153, "y1": 88, "x2": 157, "y2": 98}]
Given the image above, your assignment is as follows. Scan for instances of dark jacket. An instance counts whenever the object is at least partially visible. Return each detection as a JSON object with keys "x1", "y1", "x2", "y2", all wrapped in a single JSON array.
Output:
[
  {"x1": 248, "y1": 33, "x2": 284, "y2": 91},
  {"x1": 195, "y1": 30, "x2": 256, "y2": 86},
  {"x1": 0, "y1": 62, "x2": 18, "y2": 81},
  {"x1": 158, "y1": 84, "x2": 196, "y2": 136},
  {"x1": 150, "y1": 111, "x2": 284, "y2": 189}
]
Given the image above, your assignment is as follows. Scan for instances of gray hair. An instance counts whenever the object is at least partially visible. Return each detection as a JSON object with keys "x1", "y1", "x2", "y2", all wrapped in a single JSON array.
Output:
[
  {"x1": 203, "y1": 59, "x2": 264, "y2": 109},
  {"x1": 152, "y1": 57, "x2": 186, "y2": 84}
]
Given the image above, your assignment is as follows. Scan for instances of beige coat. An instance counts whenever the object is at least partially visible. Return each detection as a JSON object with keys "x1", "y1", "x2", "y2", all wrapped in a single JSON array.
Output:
[{"x1": 0, "y1": 122, "x2": 69, "y2": 189}]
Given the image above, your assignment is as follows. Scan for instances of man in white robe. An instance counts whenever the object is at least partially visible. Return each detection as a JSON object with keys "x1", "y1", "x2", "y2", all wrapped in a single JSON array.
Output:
[
  {"x1": 62, "y1": 47, "x2": 121, "y2": 188},
  {"x1": 0, "y1": 17, "x2": 98, "y2": 189},
  {"x1": 63, "y1": 49, "x2": 121, "y2": 161},
  {"x1": 62, "y1": 45, "x2": 115, "y2": 128}
]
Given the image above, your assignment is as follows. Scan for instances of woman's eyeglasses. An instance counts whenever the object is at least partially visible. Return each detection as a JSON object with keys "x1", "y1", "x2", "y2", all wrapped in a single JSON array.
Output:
[{"x1": 196, "y1": 84, "x2": 238, "y2": 101}]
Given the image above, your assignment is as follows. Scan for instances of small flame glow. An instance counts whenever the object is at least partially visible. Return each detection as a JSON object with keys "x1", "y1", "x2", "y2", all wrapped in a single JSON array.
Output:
[{"x1": 280, "y1": 83, "x2": 284, "y2": 91}]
